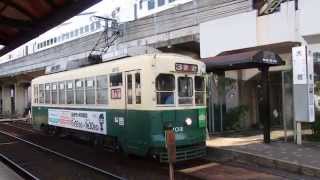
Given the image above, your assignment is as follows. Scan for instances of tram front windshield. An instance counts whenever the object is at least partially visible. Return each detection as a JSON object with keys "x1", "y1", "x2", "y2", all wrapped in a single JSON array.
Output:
[{"x1": 156, "y1": 74, "x2": 205, "y2": 106}]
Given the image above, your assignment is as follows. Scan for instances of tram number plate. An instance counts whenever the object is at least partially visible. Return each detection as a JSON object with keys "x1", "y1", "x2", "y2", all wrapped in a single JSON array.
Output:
[{"x1": 173, "y1": 127, "x2": 183, "y2": 133}]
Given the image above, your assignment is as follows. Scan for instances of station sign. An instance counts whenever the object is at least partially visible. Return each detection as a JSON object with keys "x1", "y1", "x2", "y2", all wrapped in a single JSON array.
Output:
[
  {"x1": 292, "y1": 46, "x2": 315, "y2": 123},
  {"x1": 48, "y1": 109, "x2": 107, "y2": 134}
]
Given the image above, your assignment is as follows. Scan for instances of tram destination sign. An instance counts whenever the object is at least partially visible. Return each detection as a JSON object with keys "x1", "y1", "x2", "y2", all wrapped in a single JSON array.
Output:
[
  {"x1": 175, "y1": 63, "x2": 198, "y2": 73},
  {"x1": 48, "y1": 109, "x2": 107, "y2": 135}
]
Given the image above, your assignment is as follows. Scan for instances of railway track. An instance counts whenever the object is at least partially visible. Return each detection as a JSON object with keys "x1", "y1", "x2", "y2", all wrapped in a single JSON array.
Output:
[
  {"x1": 0, "y1": 122, "x2": 199, "y2": 180},
  {"x1": 0, "y1": 151, "x2": 39, "y2": 180},
  {"x1": 0, "y1": 123, "x2": 125, "y2": 180},
  {"x1": 1, "y1": 121, "x2": 309, "y2": 180}
]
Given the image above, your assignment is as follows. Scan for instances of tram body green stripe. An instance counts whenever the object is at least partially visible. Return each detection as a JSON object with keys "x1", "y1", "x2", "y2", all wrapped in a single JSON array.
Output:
[{"x1": 32, "y1": 106, "x2": 206, "y2": 156}]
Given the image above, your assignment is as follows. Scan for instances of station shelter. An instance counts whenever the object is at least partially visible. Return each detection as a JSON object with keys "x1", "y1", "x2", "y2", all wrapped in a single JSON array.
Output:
[{"x1": 203, "y1": 50, "x2": 286, "y2": 143}]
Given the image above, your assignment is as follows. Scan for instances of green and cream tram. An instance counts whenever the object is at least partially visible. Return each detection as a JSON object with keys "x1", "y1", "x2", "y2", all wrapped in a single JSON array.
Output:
[{"x1": 31, "y1": 53, "x2": 207, "y2": 162}]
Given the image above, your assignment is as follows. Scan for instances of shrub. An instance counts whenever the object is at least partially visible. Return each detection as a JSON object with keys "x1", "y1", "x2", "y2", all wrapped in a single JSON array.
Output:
[
  {"x1": 313, "y1": 111, "x2": 320, "y2": 137},
  {"x1": 223, "y1": 105, "x2": 248, "y2": 131}
]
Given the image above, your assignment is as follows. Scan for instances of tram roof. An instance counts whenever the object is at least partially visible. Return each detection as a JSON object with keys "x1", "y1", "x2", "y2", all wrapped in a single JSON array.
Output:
[
  {"x1": 203, "y1": 50, "x2": 285, "y2": 72},
  {"x1": 0, "y1": 0, "x2": 101, "y2": 56}
]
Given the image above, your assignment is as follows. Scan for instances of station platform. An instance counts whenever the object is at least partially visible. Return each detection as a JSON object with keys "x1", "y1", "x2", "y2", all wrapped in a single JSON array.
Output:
[
  {"x1": 0, "y1": 161, "x2": 23, "y2": 180},
  {"x1": 206, "y1": 130, "x2": 320, "y2": 178}
]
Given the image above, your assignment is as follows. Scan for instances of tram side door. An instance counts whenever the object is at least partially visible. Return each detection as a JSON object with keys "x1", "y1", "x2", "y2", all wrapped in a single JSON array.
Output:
[{"x1": 124, "y1": 70, "x2": 144, "y2": 152}]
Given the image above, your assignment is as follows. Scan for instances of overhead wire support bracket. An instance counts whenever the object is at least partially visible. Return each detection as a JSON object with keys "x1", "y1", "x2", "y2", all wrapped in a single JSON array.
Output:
[{"x1": 88, "y1": 16, "x2": 122, "y2": 63}]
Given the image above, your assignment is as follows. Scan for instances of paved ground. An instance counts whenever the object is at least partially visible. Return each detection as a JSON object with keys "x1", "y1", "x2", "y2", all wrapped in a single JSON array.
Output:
[
  {"x1": 0, "y1": 161, "x2": 23, "y2": 180},
  {"x1": 206, "y1": 130, "x2": 320, "y2": 178},
  {"x1": 177, "y1": 161, "x2": 292, "y2": 180}
]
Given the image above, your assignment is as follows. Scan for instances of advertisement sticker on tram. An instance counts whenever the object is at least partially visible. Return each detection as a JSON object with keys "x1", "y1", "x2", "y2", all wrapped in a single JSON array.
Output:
[{"x1": 48, "y1": 109, "x2": 107, "y2": 135}]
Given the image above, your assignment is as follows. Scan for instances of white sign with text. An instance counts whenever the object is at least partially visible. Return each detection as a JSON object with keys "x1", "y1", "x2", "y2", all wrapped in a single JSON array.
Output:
[{"x1": 48, "y1": 109, "x2": 107, "y2": 135}]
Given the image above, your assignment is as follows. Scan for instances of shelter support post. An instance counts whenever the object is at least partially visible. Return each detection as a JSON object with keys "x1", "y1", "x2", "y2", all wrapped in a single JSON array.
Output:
[{"x1": 260, "y1": 66, "x2": 271, "y2": 143}]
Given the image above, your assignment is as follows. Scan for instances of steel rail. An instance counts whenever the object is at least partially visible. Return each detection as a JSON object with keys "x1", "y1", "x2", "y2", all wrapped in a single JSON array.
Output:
[
  {"x1": 0, "y1": 129, "x2": 126, "y2": 180},
  {"x1": 0, "y1": 152, "x2": 40, "y2": 180}
]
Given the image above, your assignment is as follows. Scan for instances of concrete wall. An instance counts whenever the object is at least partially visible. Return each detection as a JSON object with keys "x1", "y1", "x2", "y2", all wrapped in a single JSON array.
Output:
[
  {"x1": 257, "y1": 1, "x2": 296, "y2": 45},
  {"x1": 299, "y1": 0, "x2": 320, "y2": 38},
  {"x1": 200, "y1": 1, "x2": 297, "y2": 58},
  {"x1": 1, "y1": 86, "x2": 12, "y2": 116},
  {"x1": 15, "y1": 84, "x2": 26, "y2": 117},
  {"x1": 200, "y1": 10, "x2": 257, "y2": 58}
]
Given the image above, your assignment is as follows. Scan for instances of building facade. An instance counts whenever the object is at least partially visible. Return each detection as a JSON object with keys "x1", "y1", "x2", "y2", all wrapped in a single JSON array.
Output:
[{"x1": 201, "y1": 0, "x2": 320, "y2": 133}]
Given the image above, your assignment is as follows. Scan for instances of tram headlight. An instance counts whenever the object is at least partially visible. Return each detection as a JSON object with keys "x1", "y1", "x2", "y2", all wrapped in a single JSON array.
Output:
[{"x1": 185, "y1": 118, "x2": 192, "y2": 126}]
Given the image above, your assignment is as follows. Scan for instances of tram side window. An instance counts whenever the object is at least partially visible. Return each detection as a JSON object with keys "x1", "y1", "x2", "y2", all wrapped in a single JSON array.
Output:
[
  {"x1": 39, "y1": 84, "x2": 44, "y2": 104},
  {"x1": 178, "y1": 77, "x2": 193, "y2": 105},
  {"x1": 195, "y1": 76, "x2": 205, "y2": 105},
  {"x1": 59, "y1": 82, "x2": 65, "y2": 104},
  {"x1": 86, "y1": 78, "x2": 95, "y2": 104},
  {"x1": 156, "y1": 74, "x2": 175, "y2": 105},
  {"x1": 75, "y1": 79, "x2": 84, "y2": 104},
  {"x1": 96, "y1": 75, "x2": 108, "y2": 104},
  {"x1": 33, "y1": 85, "x2": 38, "y2": 104},
  {"x1": 66, "y1": 81, "x2": 74, "y2": 104},
  {"x1": 51, "y1": 83, "x2": 58, "y2": 104},
  {"x1": 135, "y1": 73, "x2": 141, "y2": 104},
  {"x1": 110, "y1": 73, "x2": 122, "y2": 87},
  {"x1": 127, "y1": 74, "x2": 133, "y2": 104},
  {"x1": 45, "y1": 84, "x2": 51, "y2": 104}
]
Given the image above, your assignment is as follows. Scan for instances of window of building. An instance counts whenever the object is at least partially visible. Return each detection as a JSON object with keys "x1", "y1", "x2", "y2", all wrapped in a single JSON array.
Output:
[
  {"x1": 90, "y1": 23, "x2": 95, "y2": 32},
  {"x1": 75, "y1": 29, "x2": 79, "y2": 37},
  {"x1": 110, "y1": 73, "x2": 122, "y2": 87},
  {"x1": 66, "y1": 81, "x2": 74, "y2": 104},
  {"x1": 33, "y1": 85, "x2": 38, "y2": 104},
  {"x1": 80, "y1": 27, "x2": 84, "y2": 34},
  {"x1": 169, "y1": 0, "x2": 175, "y2": 3},
  {"x1": 86, "y1": 78, "x2": 95, "y2": 104},
  {"x1": 96, "y1": 75, "x2": 108, "y2": 104},
  {"x1": 127, "y1": 74, "x2": 133, "y2": 104},
  {"x1": 96, "y1": 21, "x2": 101, "y2": 30},
  {"x1": 135, "y1": 73, "x2": 141, "y2": 104},
  {"x1": 66, "y1": 33, "x2": 70, "y2": 39},
  {"x1": 50, "y1": 39, "x2": 53, "y2": 45},
  {"x1": 158, "y1": 0, "x2": 165, "y2": 7},
  {"x1": 70, "y1": 31, "x2": 74, "y2": 38},
  {"x1": 46, "y1": 40, "x2": 50, "y2": 46},
  {"x1": 178, "y1": 77, "x2": 193, "y2": 105},
  {"x1": 51, "y1": 83, "x2": 57, "y2": 104},
  {"x1": 156, "y1": 74, "x2": 175, "y2": 105},
  {"x1": 59, "y1": 82, "x2": 65, "y2": 104},
  {"x1": 195, "y1": 76, "x2": 205, "y2": 105},
  {"x1": 75, "y1": 79, "x2": 84, "y2": 104},
  {"x1": 54, "y1": 37, "x2": 57, "y2": 43},
  {"x1": 148, "y1": 0, "x2": 155, "y2": 10},
  {"x1": 85, "y1": 25, "x2": 89, "y2": 33},
  {"x1": 45, "y1": 83, "x2": 51, "y2": 104},
  {"x1": 139, "y1": 0, "x2": 143, "y2": 9}
]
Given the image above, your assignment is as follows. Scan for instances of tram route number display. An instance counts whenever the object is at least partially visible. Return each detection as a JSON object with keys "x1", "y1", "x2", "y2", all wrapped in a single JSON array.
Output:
[{"x1": 48, "y1": 109, "x2": 107, "y2": 135}]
